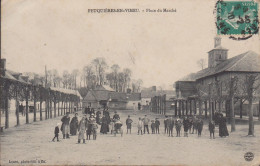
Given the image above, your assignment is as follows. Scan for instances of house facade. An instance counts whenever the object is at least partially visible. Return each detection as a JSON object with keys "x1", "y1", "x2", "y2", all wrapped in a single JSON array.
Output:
[{"x1": 175, "y1": 37, "x2": 260, "y2": 117}]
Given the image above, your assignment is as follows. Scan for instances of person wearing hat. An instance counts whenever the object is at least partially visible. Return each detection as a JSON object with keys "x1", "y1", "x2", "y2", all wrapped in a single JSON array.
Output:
[
  {"x1": 70, "y1": 113, "x2": 79, "y2": 136},
  {"x1": 137, "y1": 117, "x2": 143, "y2": 135},
  {"x1": 175, "y1": 118, "x2": 182, "y2": 137},
  {"x1": 61, "y1": 112, "x2": 71, "y2": 139},
  {"x1": 126, "y1": 115, "x2": 133, "y2": 134},
  {"x1": 155, "y1": 118, "x2": 160, "y2": 134},
  {"x1": 52, "y1": 123, "x2": 60, "y2": 142},
  {"x1": 151, "y1": 120, "x2": 156, "y2": 134},
  {"x1": 167, "y1": 116, "x2": 174, "y2": 137},
  {"x1": 113, "y1": 111, "x2": 120, "y2": 121},
  {"x1": 164, "y1": 115, "x2": 168, "y2": 134},
  {"x1": 142, "y1": 115, "x2": 150, "y2": 134},
  {"x1": 183, "y1": 116, "x2": 189, "y2": 137},
  {"x1": 78, "y1": 115, "x2": 87, "y2": 144}
]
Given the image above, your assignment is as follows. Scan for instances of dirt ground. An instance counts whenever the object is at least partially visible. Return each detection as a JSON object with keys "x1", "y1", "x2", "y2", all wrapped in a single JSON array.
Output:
[{"x1": 0, "y1": 109, "x2": 260, "y2": 166}]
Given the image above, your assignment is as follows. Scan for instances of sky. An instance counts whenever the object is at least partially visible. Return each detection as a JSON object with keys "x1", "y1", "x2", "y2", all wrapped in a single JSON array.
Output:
[{"x1": 2, "y1": 0, "x2": 260, "y2": 90}]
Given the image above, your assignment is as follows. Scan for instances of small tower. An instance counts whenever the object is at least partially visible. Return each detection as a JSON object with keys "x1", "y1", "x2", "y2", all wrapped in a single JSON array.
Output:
[
  {"x1": 208, "y1": 37, "x2": 228, "y2": 68},
  {"x1": 214, "y1": 36, "x2": 221, "y2": 48}
]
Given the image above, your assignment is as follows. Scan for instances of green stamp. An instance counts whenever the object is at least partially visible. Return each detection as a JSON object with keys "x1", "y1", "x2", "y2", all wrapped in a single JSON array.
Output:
[{"x1": 216, "y1": 1, "x2": 259, "y2": 36}]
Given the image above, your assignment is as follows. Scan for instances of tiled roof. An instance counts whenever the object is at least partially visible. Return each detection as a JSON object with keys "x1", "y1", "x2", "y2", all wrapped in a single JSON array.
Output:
[
  {"x1": 178, "y1": 51, "x2": 260, "y2": 82},
  {"x1": 141, "y1": 90, "x2": 175, "y2": 98},
  {"x1": 127, "y1": 93, "x2": 141, "y2": 101},
  {"x1": 95, "y1": 85, "x2": 115, "y2": 91}
]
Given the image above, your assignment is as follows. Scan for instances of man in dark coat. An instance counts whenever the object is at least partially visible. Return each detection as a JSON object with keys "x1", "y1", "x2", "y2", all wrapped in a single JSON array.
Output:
[
  {"x1": 61, "y1": 112, "x2": 70, "y2": 139},
  {"x1": 167, "y1": 117, "x2": 174, "y2": 137},
  {"x1": 70, "y1": 113, "x2": 79, "y2": 135},
  {"x1": 209, "y1": 120, "x2": 215, "y2": 139},
  {"x1": 183, "y1": 116, "x2": 189, "y2": 137},
  {"x1": 155, "y1": 118, "x2": 160, "y2": 134},
  {"x1": 197, "y1": 118, "x2": 203, "y2": 137},
  {"x1": 126, "y1": 115, "x2": 133, "y2": 134}
]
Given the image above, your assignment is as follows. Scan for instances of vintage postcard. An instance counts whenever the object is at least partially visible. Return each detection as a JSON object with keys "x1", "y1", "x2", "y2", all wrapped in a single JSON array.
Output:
[{"x1": 1, "y1": 0, "x2": 260, "y2": 165}]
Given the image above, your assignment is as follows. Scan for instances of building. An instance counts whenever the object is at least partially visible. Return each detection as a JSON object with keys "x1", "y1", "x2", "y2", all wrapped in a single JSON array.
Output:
[
  {"x1": 82, "y1": 85, "x2": 141, "y2": 110},
  {"x1": 175, "y1": 37, "x2": 260, "y2": 117}
]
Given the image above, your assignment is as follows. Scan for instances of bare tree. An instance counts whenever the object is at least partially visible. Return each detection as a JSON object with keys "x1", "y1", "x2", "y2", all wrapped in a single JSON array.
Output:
[
  {"x1": 242, "y1": 74, "x2": 260, "y2": 136},
  {"x1": 197, "y1": 58, "x2": 207, "y2": 70},
  {"x1": 111, "y1": 64, "x2": 120, "y2": 92},
  {"x1": 91, "y1": 58, "x2": 108, "y2": 85}
]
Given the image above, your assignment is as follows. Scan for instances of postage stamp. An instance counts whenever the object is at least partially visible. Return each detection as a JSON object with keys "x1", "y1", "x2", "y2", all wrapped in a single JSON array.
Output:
[{"x1": 216, "y1": 1, "x2": 259, "y2": 36}]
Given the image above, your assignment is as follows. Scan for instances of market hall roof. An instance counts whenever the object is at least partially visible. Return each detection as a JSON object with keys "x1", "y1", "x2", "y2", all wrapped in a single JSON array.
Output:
[{"x1": 178, "y1": 51, "x2": 260, "y2": 82}]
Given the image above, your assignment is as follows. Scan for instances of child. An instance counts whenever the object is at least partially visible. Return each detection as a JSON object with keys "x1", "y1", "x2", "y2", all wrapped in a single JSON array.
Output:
[
  {"x1": 93, "y1": 122, "x2": 98, "y2": 140},
  {"x1": 126, "y1": 115, "x2": 133, "y2": 134},
  {"x1": 151, "y1": 120, "x2": 155, "y2": 134},
  {"x1": 110, "y1": 118, "x2": 114, "y2": 134},
  {"x1": 155, "y1": 118, "x2": 160, "y2": 134},
  {"x1": 209, "y1": 120, "x2": 215, "y2": 139},
  {"x1": 78, "y1": 116, "x2": 87, "y2": 144},
  {"x1": 137, "y1": 117, "x2": 143, "y2": 135},
  {"x1": 52, "y1": 123, "x2": 60, "y2": 142}
]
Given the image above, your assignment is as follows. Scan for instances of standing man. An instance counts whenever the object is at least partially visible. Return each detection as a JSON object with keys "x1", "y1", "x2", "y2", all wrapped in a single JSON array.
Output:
[
  {"x1": 61, "y1": 112, "x2": 71, "y2": 139},
  {"x1": 197, "y1": 118, "x2": 204, "y2": 137},
  {"x1": 164, "y1": 115, "x2": 168, "y2": 134},
  {"x1": 155, "y1": 118, "x2": 160, "y2": 134},
  {"x1": 167, "y1": 116, "x2": 174, "y2": 137},
  {"x1": 126, "y1": 115, "x2": 133, "y2": 134},
  {"x1": 143, "y1": 115, "x2": 150, "y2": 134}
]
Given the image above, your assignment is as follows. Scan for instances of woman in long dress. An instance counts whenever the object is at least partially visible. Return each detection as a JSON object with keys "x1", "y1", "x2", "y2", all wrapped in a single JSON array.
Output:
[
  {"x1": 219, "y1": 114, "x2": 229, "y2": 137},
  {"x1": 70, "y1": 113, "x2": 79, "y2": 135},
  {"x1": 100, "y1": 115, "x2": 110, "y2": 134}
]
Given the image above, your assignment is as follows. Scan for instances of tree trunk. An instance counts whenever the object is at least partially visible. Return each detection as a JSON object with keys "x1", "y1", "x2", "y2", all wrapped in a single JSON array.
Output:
[
  {"x1": 199, "y1": 100, "x2": 202, "y2": 117},
  {"x1": 230, "y1": 96, "x2": 236, "y2": 132},
  {"x1": 248, "y1": 98, "x2": 254, "y2": 136},
  {"x1": 209, "y1": 100, "x2": 212, "y2": 122},
  {"x1": 5, "y1": 96, "x2": 9, "y2": 128},
  {"x1": 258, "y1": 100, "x2": 260, "y2": 121},
  {"x1": 16, "y1": 99, "x2": 20, "y2": 126},
  {"x1": 205, "y1": 101, "x2": 208, "y2": 119},
  {"x1": 45, "y1": 101, "x2": 48, "y2": 120},
  {"x1": 194, "y1": 100, "x2": 197, "y2": 115},
  {"x1": 178, "y1": 100, "x2": 181, "y2": 118},
  {"x1": 50, "y1": 100, "x2": 52, "y2": 118},
  {"x1": 54, "y1": 101, "x2": 56, "y2": 118},
  {"x1": 26, "y1": 96, "x2": 29, "y2": 124},
  {"x1": 40, "y1": 100, "x2": 42, "y2": 121},
  {"x1": 182, "y1": 101, "x2": 185, "y2": 116},
  {"x1": 33, "y1": 97, "x2": 37, "y2": 122},
  {"x1": 175, "y1": 100, "x2": 177, "y2": 117},
  {"x1": 240, "y1": 99, "x2": 243, "y2": 119},
  {"x1": 58, "y1": 101, "x2": 60, "y2": 116},
  {"x1": 190, "y1": 100, "x2": 192, "y2": 115},
  {"x1": 186, "y1": 100, "x2": 188, "y2": 115}
]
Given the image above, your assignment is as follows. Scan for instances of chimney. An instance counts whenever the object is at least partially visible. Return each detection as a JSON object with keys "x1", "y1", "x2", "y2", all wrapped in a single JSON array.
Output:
[
  {"x1": 152, "y1": 86, "x2": 156, "y2": 92},
  {"x1": 0, "y1": 59, "x2": 6, "y2": 76}
]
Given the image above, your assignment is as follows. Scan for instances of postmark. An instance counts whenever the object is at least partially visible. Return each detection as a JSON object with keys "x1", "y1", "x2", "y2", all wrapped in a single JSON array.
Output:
[
  {"x1": 244, "y1": 152, "x2": 254, "y2": 161},
  {"x1": 215, "y1": 1, "x2": 259, "y2": 40}
]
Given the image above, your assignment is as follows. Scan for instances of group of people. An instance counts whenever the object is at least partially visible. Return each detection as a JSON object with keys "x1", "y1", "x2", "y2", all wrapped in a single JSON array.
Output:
[
  {"x1": 127, "y1": 113, "x2": 229, "y2": 139},
  {"x1": 52, "y1": 109, "x2": 230, "y2": 143}
]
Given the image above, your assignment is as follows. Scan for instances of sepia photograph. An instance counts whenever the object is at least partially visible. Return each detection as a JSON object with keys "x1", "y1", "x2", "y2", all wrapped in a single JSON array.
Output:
[{"x1": 1, "y1": 0, "x2": 260, "y2": 165}]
